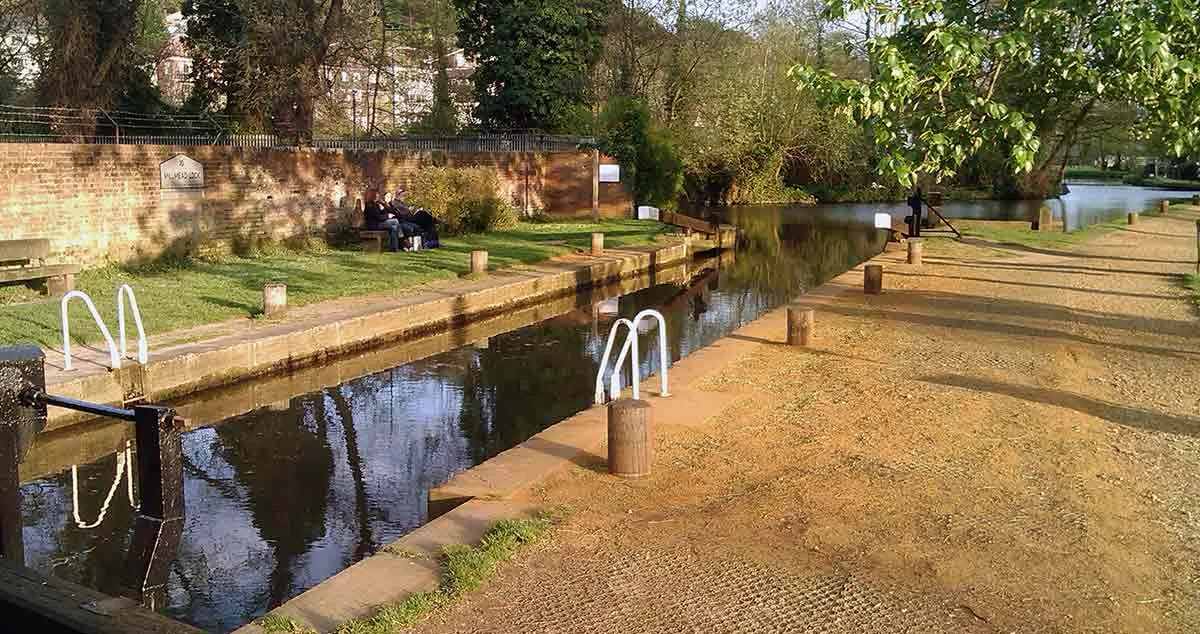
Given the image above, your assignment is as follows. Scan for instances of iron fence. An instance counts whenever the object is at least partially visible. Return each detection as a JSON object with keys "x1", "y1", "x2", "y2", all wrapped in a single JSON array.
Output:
[{"x1": 0, "y1": 104, "x2": 592, "y2": 152}]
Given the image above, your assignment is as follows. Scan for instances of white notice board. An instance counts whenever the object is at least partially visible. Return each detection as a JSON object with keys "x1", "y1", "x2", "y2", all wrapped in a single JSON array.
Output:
[{"x1": 598, "y1": 164, "x2": 620, "y2": 183}]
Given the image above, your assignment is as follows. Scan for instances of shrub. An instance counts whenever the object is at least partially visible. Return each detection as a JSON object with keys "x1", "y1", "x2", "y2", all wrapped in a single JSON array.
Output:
[
  {"x1": 598, "y1": 97, "x2": 683, "y2": 207},
  {"x1": 407, "y1": 167, "x2": 518, "y2": 234}
]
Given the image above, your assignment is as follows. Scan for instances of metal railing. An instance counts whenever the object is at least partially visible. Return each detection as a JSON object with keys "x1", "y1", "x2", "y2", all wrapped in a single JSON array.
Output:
[
  {"x1": 60, "y1": 290, "x2": 120, "y2": 371},
  {"x1": 0, "y1": 105, "x2": 592, "y2": 152},
  {"x1": 594, "y1": 309, "x2": 671, "y2": 404}
]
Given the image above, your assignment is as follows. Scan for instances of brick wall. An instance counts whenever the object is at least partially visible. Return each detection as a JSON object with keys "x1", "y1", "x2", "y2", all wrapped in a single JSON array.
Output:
[{"x1": 0, "y1": 143, "x2": 630, "y2": 266}]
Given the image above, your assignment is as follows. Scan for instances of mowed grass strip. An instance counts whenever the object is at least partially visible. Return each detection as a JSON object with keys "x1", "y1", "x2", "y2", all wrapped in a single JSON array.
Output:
[{"x1": 0, "y1": 220, "x2": 667, "y2": 347}]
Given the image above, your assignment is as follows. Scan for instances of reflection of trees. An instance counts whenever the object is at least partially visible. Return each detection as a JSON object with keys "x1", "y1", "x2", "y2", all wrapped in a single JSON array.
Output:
[
  {"x1": 214, "y1": 394, "x2": 333, "y2": 608},
  {"x1": 724, "y1": 206, "x2": 885, "y2": 307},
  {"x1": 326, "y1": 388, "x2": 373, "y2": 562},
  {"x1": 457, "y1": 324, "x2": 598, "y2": 464}
]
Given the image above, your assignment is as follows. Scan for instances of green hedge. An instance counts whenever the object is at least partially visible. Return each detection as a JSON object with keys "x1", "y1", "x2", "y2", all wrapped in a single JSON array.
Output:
[{"x1": 407, "y1": 167, "x2": 519, "y2": 234}]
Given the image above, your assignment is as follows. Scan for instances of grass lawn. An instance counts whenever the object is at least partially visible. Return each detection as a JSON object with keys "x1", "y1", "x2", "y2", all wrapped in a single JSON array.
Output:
[
  {"x1": 957, "y1": 219, "x2": 1120, "y2": 249},
  {"x1": 0, "y1": 219, "x2": 668, "y2": 348},
  {"x1": 1064, "y1": 165, "x2": 1130, "y2": 181}
]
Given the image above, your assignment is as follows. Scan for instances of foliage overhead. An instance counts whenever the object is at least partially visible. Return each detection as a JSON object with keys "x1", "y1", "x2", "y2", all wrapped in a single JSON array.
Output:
[
  {"x1": 598, "y1": 96, "x2": 683, "y2": 207},
  {"x1": 453, "y1": 0, "x2": 607, "y2": 132},
  {"x1": 792, "y1": 0, "x2": 1200, "y2": 188}
]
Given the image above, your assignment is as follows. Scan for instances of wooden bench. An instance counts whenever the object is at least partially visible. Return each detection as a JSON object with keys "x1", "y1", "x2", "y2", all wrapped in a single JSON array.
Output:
[
  {"x1": 358, "y1": 230, "x2": 391, "y2": 253},
  {"x1": 0, "y1": 239, "x2": 79, "y2": 295}
]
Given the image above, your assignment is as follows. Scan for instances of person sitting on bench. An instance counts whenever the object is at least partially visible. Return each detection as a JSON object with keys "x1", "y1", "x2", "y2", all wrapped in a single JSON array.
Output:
[
  {"x1": 364, "y1": 189, "x2": 402, "y2": 252},
  {"x1": 386, "y1": 187, "x2": 424, "y2": 238}
]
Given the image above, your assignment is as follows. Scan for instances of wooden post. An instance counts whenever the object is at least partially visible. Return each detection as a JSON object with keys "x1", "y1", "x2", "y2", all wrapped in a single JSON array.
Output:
[
  {"x1": 907, "y1": 238, "x2": 924, "y2": 265},
  {"x1": 607, "y1": 398, "x2": 651, "y2": 477},
  {"x1": 591, "y1": 149, "x2": 600, "y2": 220},
  {"x1": 1195, "y1": 220, "x2": 1199, "y2": 276},
  {"x1": 262, "y1": 282, "x2": 287, "y2": 317},
  {"x1": 1128, "y1": 212, "x2": 1139, "y2": 225},
  {"x1": 1037, "y1": 206, "x2": 1053, "y2": 232},
  {"x1": 591, "y1": 232, "x2": 604, "y2": 257},
  {"x1": 1161, "y1": 200, "x2": 1170, "y2": 215},
  {"x1": 786, "y1": 306, "x2": 814, "y2": 346},
  {"x1": 470, "y1": 250, "x2": 488, "y2": 275},
  {"x1": 864, "y1": 264, "x2": 883, "y2": 294}
]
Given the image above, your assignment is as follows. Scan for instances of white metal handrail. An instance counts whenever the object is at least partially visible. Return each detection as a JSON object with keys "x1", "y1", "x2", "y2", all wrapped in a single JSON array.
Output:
[
  {"x1": 71, "y1": 441, "x2": 137, "y2": 529},
  {"x1": 117, "y1": 284, "x2": 148, "y2": 364},
  {"x1": 61, "y1": 290, "x2": 120, "y2": 371},
  {"x1": 594, "y1": 318, "x2": 635, "y2": 404},
  {"x1": 593, "y1": 309, "x2": 670, "y2": 404}
]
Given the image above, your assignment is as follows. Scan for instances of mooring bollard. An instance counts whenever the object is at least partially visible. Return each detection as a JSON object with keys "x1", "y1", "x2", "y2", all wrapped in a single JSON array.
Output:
[
  {"x1": 262, "y1": 282, "x2": 287, "y2": 317},
  {"x1": 470, "y1": 249, "x2": 488, "y2": 275},
  {"x1": 864, "y1": 264, "x2": 883, "y2": 294},
  {"x1": 1161, "y1": 200, "x2": 1170, "y2": 215},
  {"x1": 1128, "y1": 212, "x2": 1139, "y2": 225},
  {"x1": 786, "y1": 306, "x2": 814, "y2": 346},
  {"x1": 907, "y1": 238, "x2": 924, "y2": 265},
  {"x1": 1037, "y1": 206, "x2": 1053, "y2": 232},
  {"x1": 591, "y1": 232, "x2": 604, "y2": 257},
  {"x1": 608, "y1": 398, "x2": 651, "y2": 477}
]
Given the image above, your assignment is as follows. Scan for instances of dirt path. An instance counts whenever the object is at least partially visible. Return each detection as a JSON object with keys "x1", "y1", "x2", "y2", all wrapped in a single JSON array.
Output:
[{"x1": 412, "y1": 209, "x2": 1200, "y2": 634}]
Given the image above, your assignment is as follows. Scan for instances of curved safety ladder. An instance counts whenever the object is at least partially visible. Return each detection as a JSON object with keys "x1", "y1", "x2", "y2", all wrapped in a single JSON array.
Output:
[
  {"x1": 117, "y1": 284, "x2": 148, "y2": 364},
  {"x1": 593, "y1": 309, "x2": 671, "y2": 404},
  {"x1": 71, "y1": 441, "x2": 138, "y2": 529},
  {"x1": 61, "y1": 290, "x2": 120, "y2": 371}
]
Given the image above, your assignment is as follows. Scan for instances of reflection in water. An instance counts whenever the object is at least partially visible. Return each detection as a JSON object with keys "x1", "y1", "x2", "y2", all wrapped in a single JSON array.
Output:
[
  {"x1": 21, "y1": 210, "x2": 886, "y2": 632},
  {"x1": 705, "y1": 182, "x2": 1183, "y2": 232}
]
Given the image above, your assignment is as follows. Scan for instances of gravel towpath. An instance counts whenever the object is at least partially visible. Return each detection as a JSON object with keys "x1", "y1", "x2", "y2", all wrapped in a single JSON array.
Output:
[{"x1": 410, "y1": 207, "x2": 1200, "y2": 634}]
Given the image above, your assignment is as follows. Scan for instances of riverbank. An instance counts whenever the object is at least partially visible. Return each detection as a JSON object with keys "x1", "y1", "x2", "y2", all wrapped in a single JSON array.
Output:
[
  {"x1": 38, "y1": 237, "x2": 691, "y2": 431},
  {"x1": 271, "y1": 203, "x2": 1200, "y2": 633},
  {"x1": 0, "y1": 220, "x2": 668, "y2": 348}
]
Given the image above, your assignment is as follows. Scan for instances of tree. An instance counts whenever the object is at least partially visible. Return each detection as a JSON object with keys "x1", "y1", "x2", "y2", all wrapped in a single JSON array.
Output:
[
  {"x1": 37, "y1": 0, "x2": 170, "y2": 110},
  {"x1": 793, "y1": 0, "x2": 1200, "y2": 193},
  {"x1": 598, "y1": 96, "x2": 682, "y2": 206},
  {"x1": 453, "y1": 0, "x2": 607, "y2": 132}
]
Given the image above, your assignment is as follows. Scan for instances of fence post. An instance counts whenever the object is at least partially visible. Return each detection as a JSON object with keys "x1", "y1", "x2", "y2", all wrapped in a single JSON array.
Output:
[{"x1": 0, "y1": 345, "x2": 47, "y2": 563}]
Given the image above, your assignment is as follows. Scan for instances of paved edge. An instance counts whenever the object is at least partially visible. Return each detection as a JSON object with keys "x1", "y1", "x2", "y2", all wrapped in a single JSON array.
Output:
[
  {"x1": 244, "y1": 243, "x2": 888, "y2": 634},
  {"x1": 43, "y1": 242, "x2": 690, "y2": 431}
]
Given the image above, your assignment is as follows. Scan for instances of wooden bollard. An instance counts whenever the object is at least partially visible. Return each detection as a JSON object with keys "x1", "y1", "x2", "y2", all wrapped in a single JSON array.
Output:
[
  {"x1": 907, "y1": 238, "x2": 924, "y2": 265},
  {"x1": 1160, "y1": 200, "x2": 1170, "y2": 215},
  {"x1": 1036, "y1": 206, "x2": 1052, "y2": 232},
  {"x1": 786, "y1": 306, "x2": 814, "y2": 346},
  {"x1": 608, "y1": 398, "x2": 651, "y2": 477},
  {"x1": 470, "y1": 249, "x2": 488, "y2": 274},
  {"x1": 591, "y1": 232, "x2": 604, "y2": 257},
  {"x1": 1128, "y1": 212, "x2": 1139, "y2": 225},
  {"x1": 864, "y1": 264, "x2": 883, "y2": 294},
  {"x1": 262, "y1": 282, "x2": 287, "y2": 317}
]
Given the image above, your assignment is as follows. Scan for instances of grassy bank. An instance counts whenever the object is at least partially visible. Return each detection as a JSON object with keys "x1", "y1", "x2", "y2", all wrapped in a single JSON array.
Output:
[
  {"x1": 331, "y1": 515, "x2": 556, "y2": 634},
  {"x1": 0, "y1": 220, "x2": 667, "y2": 348},
  {"x1": 1064, "y1": 165, "x2": 1130, "y2": 181},
  {"x1": 1122, "y1": 175, "x2": 1200, "y2": 190}
]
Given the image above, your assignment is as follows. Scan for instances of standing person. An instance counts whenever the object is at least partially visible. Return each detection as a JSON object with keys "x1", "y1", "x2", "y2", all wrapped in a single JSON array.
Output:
[{"x1": 363, "y1": 189, "x2": 402, "y2": 252}]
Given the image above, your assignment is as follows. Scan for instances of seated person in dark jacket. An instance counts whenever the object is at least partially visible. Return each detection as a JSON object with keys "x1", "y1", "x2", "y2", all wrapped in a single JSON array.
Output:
[
  {"x1": 386, "y1": 187, "x2": 424, "y2": 238},
  {"x1": 363, "y1": 189, "x2": 402, "y2": 252}
]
